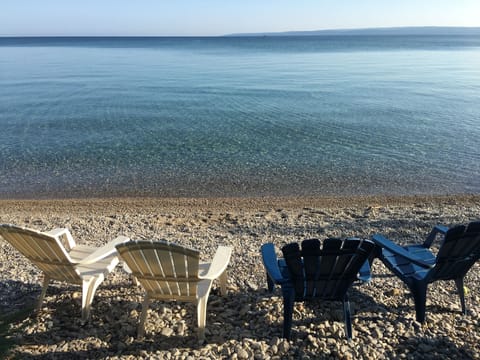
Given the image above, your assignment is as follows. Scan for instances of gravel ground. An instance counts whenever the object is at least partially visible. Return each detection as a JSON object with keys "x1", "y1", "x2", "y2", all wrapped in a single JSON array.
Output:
[{"x1": 1, "y1": 195, "x2": 480, "y2": 359}]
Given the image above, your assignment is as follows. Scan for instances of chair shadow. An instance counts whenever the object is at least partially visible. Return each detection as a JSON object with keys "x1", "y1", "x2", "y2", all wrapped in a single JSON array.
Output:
[
  {"x1": 381, "y1": 293, "x2": 469, "y2": 321},
  {"x1": 5, "y1": 281, "x2": 291, "y2": 358},
  {"x1": 0, "y1": 279, "x2": 40, "y2": 317},
  {"x1": 385, "y1": 335, "x2": 477, "y2": 359},
  {"x1": 271, "y1": 282, "x2": 383, "y2": 339},
  {"x1": 4, "y1": 275, "x2": 474, "y2": 359},
  {"x1": 8, "y1": 276, "x2": 378, "y2": 358},
  {"x1": 5, "y1": 258, "x2": 472, "y2": 359}
]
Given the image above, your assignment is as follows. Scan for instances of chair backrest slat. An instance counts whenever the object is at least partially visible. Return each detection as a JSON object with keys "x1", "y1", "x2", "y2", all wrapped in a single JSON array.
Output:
[
  {"x1": 318, "y1": 239, "x2": 342, "y2": 298},
  {"x1": 282, "y1": 242, "x2": 305, "y2": 298},
  {"x1": 282, "y1": 238, "x2": 375, "y2": 301},
  {"x1": 302, "y1": 239, "x2": 321, "y2": 297}
]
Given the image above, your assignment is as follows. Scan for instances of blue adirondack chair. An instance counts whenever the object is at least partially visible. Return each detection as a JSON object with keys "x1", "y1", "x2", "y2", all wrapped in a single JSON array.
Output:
[
  {"x1": 372, "y1": 221, "x2": 480, "y2": 323},
  {"x1": 261, "y1": 238, "x2": 376, "y2": 340}
]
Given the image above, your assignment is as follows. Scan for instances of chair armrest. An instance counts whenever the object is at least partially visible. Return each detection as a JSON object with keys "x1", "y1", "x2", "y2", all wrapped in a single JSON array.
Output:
[
  {"x1": 199, "y1": 246, "x2": 232, "y2": 280},
  {"x1": 423, "y1": 224, "x2": 449, "y2": 248},
  {"x1": 78, "y1": 236, "x2": 130, "y2": 265},
  {"x1": 372, "y1": 234, "x2": 434, "y2": 269},
  {"x1": 261, "y1": 243, "x2": 289, "y2": 285},
  {"x1": 45, "y1": 228, "x2": 76, "y2": 251}
]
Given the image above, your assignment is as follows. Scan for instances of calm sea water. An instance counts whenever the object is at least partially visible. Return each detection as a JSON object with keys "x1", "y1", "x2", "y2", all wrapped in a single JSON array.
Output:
[{"x1": 1, "y1": 36, "x2": 480, "y2": 198}]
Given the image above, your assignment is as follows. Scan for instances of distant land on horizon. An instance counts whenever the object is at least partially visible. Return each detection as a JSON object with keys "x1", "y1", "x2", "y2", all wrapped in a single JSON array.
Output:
[
  {"x1": 1, "y1": 26, "x2": 480, "y2": 38},
  {"x1": 226, "y1": 26, "x2": 480, "y2": 37}
]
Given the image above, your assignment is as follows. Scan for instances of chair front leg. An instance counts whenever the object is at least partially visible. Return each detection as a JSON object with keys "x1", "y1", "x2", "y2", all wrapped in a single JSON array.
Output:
[
  {"x1": 281, "y1": 285, "x2": 295, "y2": 340},
  {"x1": 197, "y1": 295, "x2": 209, "y2": 342},
  {"x1": 82, "y1": 275, "x2": 104, "y2": 322},
  {"x1": 410, "y1": 281, "x2": 428, "y2": 323}
]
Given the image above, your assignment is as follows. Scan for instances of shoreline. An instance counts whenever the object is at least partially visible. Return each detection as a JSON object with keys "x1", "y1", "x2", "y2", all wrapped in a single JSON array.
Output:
[{"x1": 1, "y1": 193, "x2": 479, "y2": 209}]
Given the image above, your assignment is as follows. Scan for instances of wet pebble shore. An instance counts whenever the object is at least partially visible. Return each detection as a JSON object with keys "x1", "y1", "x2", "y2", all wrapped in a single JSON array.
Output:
[{"x1": 1, "y1": 195, "x2": 480, "y2": 359}]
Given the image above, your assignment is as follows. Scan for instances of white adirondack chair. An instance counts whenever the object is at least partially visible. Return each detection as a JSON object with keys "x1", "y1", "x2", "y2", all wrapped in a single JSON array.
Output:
[
  {"x1": 116, "y1": 240, "x2": 232, "y2": 341},
  {"x1": 0, "y1": 224, "x2": 129, "y2": 321}
]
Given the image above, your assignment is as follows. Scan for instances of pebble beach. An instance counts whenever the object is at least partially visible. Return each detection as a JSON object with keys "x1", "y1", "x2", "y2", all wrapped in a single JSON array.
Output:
[{"x1": 1, "y1": 195, "x2": 480, "y2": 359}]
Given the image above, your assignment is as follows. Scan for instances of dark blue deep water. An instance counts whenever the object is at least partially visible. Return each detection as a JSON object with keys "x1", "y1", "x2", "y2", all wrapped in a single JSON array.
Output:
[{"x1": 1, "y1": 36, "x2": 479, "y2": 198}]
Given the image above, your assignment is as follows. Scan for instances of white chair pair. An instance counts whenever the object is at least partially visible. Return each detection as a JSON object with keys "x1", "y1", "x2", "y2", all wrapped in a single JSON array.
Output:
[{"x1": 0, "y1": 224, "x2": 232, "y2": 341}]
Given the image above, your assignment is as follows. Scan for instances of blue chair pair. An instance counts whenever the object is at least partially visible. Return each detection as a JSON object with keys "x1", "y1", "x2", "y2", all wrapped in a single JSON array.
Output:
[{"x1": 262, "y1": 222, "x2": 480, "y2": 340}]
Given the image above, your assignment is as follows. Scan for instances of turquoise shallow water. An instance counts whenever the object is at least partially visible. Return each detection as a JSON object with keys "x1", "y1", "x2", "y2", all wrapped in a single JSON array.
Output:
[{"x1": 0, "y1": 36, "x2": 480, "y2": 198}]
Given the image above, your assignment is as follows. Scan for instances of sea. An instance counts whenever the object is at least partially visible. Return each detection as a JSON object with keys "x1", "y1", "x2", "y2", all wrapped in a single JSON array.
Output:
[{"x1": 0, "y1": 36, "x2": 479, "y2": 198}]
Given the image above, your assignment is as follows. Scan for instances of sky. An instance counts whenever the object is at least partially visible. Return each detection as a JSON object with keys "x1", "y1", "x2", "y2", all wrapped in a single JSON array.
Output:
[{"x1": 1, "y1": 0, "x2": 479, "y2": 36}]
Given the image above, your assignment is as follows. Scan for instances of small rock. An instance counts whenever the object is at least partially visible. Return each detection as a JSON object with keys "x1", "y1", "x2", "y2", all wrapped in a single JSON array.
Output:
[
  {"x1": 246, "y1": 281, "x2": 258, "y2": 291},
  {"x1": 387, "y1": 288, "x2": 402, "y2": 296},
  {"x1": 161, "y1": 327, "x2": 174, "y2": 337},
  {"x1": 278, "y1": 340, "x2": 290, "y2": 353},
  {"x1": 176, "y1": 322, "x2": 185, "y2": 336},
  {"x1": 236, "y1": 348, "x2": 250, "y2": 359}
]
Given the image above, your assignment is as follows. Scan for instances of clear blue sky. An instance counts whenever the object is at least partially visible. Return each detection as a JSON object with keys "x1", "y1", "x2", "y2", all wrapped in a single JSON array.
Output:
[{"x1": 1, "y1": 0, "x2": 479, "y2": 36}]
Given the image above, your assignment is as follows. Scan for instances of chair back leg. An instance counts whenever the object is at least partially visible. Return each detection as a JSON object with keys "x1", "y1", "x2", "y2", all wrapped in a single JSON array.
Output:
[
  {"x1": 454, "y1": 277, "x2": 467, "y2": 315},
  {"x1": 266, "y1": 271, "x2": 275, "y2": 293},
  {"x1": 197, "y1": 296, "x2": 208, "y2": 342},
  {"x1": 37, "y1": 275, "x2": 51, "y2": 312},
  {"x1": 343, "y1": 295, "x2": 353, "y2": 340},
  {"x1": 137, "y1": 294, "x2": 150, "y2": 339},
  {"x1": 219, "y1": 269, "x2": 228, "y2": 296}
]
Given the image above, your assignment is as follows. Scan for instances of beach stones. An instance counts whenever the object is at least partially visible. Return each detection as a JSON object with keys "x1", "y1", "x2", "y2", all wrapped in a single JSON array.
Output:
[{"x1": 1, "y1": 197, "x2": 480, "y2": 358}]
